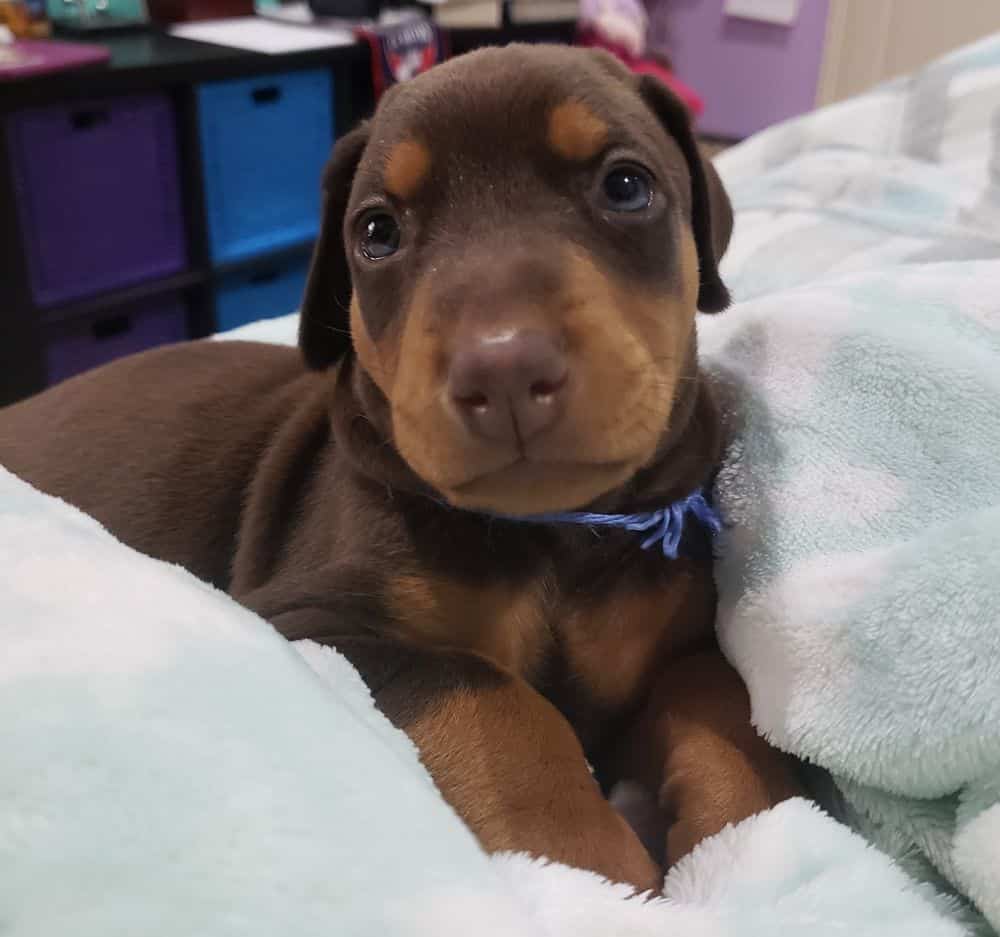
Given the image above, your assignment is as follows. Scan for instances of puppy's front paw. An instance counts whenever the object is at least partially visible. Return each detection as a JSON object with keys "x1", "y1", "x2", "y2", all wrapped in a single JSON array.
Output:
[
  {"x1": 659, "y1": 732, "x2": 778, "y2": 865},
  {"x1": 599, "y1": 810, "x2": 664, "y2": 896}
]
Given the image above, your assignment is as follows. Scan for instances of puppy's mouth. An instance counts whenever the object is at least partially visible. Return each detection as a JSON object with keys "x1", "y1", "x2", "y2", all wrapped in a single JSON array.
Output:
[{"x1": 444, "y1": 456, "x2": 636, "y2": 515}]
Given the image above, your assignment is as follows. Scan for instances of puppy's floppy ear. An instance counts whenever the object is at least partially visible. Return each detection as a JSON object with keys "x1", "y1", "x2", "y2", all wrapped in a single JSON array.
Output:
[
  {"x1": 299, "y1": 122, "x2": 371, "y2": 369},
  {"x1": 637, "y1": 75, "x2": 732, "y2": 313}
]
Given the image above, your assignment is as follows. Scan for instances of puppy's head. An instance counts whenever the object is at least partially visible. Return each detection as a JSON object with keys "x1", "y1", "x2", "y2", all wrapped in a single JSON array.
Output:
[{"x1": 301, "y1": 44, "x2": 731, "y2": 515}]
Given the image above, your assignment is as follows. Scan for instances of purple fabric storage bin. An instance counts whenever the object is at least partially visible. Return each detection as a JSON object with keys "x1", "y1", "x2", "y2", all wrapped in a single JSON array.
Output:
[
  {"x1": 45, "y1": 294, "x2": 188, "y2": 385},
  {"x1": 7, "y1": 93, "x2": 187, "y2": 308},
  {"x1": 649, "y1": 0, "x2": 830, "y2": 140}
]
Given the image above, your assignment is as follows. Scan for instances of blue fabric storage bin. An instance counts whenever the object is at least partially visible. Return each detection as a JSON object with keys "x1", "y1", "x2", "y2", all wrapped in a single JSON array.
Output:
[
  {"x1": 197, "y1": 69, "x2": 333, "y2": 263},
  {"x1": 214, "y1": 256, "x2": 310, "y2": 333}
]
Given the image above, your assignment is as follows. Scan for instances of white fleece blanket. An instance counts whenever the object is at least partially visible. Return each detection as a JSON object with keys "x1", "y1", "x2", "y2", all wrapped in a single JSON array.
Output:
[{"x1": 0, "y1": 466, "x2": 965, "y2": 935}]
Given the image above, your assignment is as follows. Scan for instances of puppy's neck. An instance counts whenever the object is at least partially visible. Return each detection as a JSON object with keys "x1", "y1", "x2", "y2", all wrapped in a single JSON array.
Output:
[{"x1": 329, "y1": 353, "x2": 723, "y2": 514}]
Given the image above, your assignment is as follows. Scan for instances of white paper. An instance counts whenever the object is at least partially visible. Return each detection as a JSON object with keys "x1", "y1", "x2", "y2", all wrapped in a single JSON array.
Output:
[
  {"x1": 257, "y1": 3, "x2": 369, "y2": 27},
  {"x1": 169, "y1": 17, "x2": 355, "y2": 54},
  {"x1": 259, "y1": 3, "x2": 437, "y2": 27},
  {"x1": 257, "y1": 4, "x2": 325, "y2": 25},
  {"x1": 723, "y1": 0, "x2": 800, "y2": 26}
]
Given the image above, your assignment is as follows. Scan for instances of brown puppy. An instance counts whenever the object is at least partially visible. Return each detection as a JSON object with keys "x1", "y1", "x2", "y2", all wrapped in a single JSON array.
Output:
[{"x1": 0, "y1": 45, "x2": 800, "y2": 892}]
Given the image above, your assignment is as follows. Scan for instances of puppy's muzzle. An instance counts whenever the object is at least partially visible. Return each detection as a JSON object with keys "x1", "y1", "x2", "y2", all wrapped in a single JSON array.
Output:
[{"x1": 448, "y1": 328, "x2": 568, "y2": 445}]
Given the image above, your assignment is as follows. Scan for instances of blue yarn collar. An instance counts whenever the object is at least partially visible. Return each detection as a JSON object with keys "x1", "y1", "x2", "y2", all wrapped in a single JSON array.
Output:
[{"x1": 489, "y1": 488, "x2": 722, "y2": 560}]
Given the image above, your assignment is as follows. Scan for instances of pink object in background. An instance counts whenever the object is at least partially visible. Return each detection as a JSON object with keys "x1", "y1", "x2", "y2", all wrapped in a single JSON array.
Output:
[
  {"x1": 0, "y1": 39, "x2": 109, "y2": 81},
  {"x1": 577, "y1": 29, "x2": 704, "y2": 115},
  {"x1": 579, "y1": 0, "x2": 648, "y2": 56},
  {"x1": 577, "y1": 0, "x2": 704, "y2": 116}
]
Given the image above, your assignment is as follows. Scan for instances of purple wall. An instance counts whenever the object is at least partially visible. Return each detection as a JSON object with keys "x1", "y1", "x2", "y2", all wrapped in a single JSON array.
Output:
[{"x1": 648, "y1": 0, "x2": 831, "y2": 139}]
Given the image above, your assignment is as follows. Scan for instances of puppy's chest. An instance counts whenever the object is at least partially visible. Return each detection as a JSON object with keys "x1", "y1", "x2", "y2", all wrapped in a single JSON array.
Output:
[{"x1": 384, "y1": 555, "x2": 714, "y2": 713}]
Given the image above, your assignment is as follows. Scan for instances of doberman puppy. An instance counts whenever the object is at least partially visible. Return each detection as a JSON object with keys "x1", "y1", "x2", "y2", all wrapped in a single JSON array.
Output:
[{"x1": 0, "y1": 45, "x2": 799, "y2": 892}]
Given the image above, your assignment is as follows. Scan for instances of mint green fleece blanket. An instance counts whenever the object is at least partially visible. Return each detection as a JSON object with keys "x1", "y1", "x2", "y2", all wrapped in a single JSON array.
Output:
[{"x1": 704, "y1": 35, "x2": 1000, "y2": 931}]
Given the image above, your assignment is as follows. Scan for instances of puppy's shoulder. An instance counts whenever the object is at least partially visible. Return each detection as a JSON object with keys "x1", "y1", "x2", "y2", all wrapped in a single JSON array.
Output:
[
  {"x1": 0, "y1": 339, "x2": 315, "y2": 490},
  {"x1": 125, "y1": 339, "x2": 308, "y2": 396}
]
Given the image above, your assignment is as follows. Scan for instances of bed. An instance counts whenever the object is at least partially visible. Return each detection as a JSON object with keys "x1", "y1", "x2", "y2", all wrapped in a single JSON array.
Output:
[{"x1": 2, "y1": 33, "x2": 999, "y2": 937}]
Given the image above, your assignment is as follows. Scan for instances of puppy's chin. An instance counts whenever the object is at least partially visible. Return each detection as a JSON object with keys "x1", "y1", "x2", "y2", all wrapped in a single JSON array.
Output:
[{"x1": 434, "y1": 458, "x2": 640, "y2": 516}]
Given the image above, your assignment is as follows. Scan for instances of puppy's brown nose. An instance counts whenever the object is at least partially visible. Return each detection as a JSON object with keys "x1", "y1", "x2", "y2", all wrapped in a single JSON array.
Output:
[{"x1": 449, "y1": 330, "x2": 568, "y2": 443}]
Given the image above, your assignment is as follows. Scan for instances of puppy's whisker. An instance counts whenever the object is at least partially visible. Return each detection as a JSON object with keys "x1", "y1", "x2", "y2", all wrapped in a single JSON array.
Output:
[{"x1": 318, "y1": 322, "x2": 351, "y2": 337}]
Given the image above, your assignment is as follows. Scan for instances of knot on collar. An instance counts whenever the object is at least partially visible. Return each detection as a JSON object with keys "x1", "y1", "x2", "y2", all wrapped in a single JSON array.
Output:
[{"x1": 494, "y1": 489, "x2": 723, "y2": 559}]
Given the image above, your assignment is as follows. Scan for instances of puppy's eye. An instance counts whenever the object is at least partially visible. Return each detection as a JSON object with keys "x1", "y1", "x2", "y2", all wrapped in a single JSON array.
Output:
[
  {"x1": 360, "y1": 212, "x2": 400, "y2": 260},
  {"x1": 602, "y1": 164, "x2": 652, "y2": 212}
]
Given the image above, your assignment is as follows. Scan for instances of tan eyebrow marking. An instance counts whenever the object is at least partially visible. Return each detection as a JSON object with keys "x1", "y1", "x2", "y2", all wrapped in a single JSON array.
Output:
[
  {"x1": 383, "y1": 138, "x2": 431, "y2": 200},
  {"x1": 547, "y1": 99, "x2": 609, "y2": 162}
]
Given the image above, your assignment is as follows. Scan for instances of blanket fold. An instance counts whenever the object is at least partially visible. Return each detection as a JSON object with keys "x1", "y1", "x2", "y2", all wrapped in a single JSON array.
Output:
[
  {"x1": 708, "y1": 34, "x2": 1000, "y2": 931},
  {"x1": 0, "y1": 467, "x2": 969, "y2": 935}
]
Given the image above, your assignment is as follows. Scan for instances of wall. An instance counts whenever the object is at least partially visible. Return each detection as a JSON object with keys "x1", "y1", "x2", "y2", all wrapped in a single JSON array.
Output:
[
  {"x1": 648, "y1": 0, "x2": 831, "y2": 140},
  {"x1": 818, "y1": 0, "x2": 1000, "y2": 105}
]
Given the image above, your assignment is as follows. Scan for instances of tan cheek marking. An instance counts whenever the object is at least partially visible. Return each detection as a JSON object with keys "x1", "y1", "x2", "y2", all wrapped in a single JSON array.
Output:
[
  {"x1": 389, "y1": 278, "x2": 470, "y2": 487},
  {"x1": 620, "y1": 229, "x2": 698, "y2": 363},
  {"x1": 678, "y1": 228, "x2": 701, "y2": 314},
  {"x1": 559, "y1": 250, "x2": 676, "y2": 453},
  {"x1": 385, "y1": 573, "x2": 551, "y2": 679},
  {"x1": 547, "y1": 100, "x2": 609, "y2": 162},
  {"x1": 383, "y1": 139, "x2": 431, "y2": 200},
  {"x1": 565, "y1": 231, "x2": 698, "y2": 407},
  {"x1": 349, "y1": 297, "x2": 398, "y2": 394}
]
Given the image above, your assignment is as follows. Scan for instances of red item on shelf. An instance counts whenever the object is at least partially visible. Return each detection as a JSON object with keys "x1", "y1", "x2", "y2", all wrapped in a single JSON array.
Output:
[{"x1": 356, "y1": 16, "x2": 447, "y2": 103}]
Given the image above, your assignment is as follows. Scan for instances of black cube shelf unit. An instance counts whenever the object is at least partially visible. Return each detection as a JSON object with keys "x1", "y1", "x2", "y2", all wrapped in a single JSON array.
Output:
[{"x1": 0, "y1": 19, "x2": 574, "y2": 407}]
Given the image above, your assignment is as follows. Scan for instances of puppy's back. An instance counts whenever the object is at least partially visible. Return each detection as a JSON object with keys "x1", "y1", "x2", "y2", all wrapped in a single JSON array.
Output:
[{"x1": 0, "y1": 340, "x2": 312, "y2": 587}]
